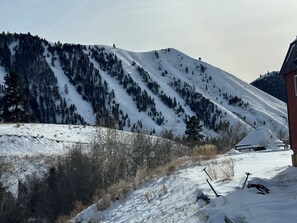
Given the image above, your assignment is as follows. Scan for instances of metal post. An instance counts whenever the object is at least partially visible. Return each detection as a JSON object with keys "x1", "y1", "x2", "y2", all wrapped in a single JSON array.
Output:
[
  {"x1": 242, "y1": 172, "x2": 251, "y2": 189},
  {"x1": 203, "y1": 167, "x2": 213, "y2": 181},
  {"x1": 206, "y1": 179, "x2": 220, "y2": 197}
]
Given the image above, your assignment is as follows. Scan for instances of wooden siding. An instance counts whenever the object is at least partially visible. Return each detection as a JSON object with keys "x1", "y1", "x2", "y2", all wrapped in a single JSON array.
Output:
[{"x1": 285, "y1": 71, "x2": 297, "y2": 152}]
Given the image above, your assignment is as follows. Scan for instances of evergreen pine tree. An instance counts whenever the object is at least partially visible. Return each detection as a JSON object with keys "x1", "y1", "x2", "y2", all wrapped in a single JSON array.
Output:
[
  {"x1": 64, "y1": 83, "x2": 69, "y2": 94},
  {"x1": 2, "y1": 72, "x2": 29, "y2": 122},
  {"x1": 185, "y1": 115, "x2": 204, "y2": 146}
]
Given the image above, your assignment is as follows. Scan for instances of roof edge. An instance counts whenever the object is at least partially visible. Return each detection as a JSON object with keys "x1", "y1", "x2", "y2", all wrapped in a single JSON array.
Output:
[{"x1": 280, "y1": 36, "x2": 297, "y2": 76}]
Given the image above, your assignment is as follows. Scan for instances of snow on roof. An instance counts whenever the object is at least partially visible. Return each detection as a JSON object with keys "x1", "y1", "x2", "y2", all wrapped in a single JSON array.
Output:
[{"x1": 235, "y1": 127, "x2": 283, "y2": 150}]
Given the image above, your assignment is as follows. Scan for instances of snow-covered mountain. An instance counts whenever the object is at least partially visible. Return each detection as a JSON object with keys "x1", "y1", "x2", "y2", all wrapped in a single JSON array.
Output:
[{"x1": 0, "y1": 33, "x2": 288, "y2": 137}]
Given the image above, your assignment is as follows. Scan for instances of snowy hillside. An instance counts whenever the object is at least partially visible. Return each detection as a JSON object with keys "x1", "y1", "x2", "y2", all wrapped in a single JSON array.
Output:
[
  {"x1": 72, "y1": 149, "x2": 294, "y2": 223},
  {"x1": 0, "y1": 124, "x2": 91, "y2": 196},
  {"x1": 0, "y1": 123, "x2": 293, "y2": 223},
  {"x1": 0, "y1": 123, "x2": 95, "y2": 156},
  {"x1": 100, "y1": 46, "x2": 288, "y2": 136},
  {"x1": 0, "y1": 33, "x2": 288, "y2": 138},
  {"x1": 0, "y1": 123, "x2": 154, "y2": 196}
]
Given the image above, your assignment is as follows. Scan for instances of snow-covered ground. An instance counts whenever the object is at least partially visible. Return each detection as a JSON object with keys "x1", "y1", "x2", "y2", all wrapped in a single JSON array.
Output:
[
  {"x1": 0, "y1": 123, "x2": 139, "y2": 196},
  {"x1": 0, "y1": 123, "x2": 95, "y2": 156},
  {"x1": 0, "y1": 123, "x2": 294, "y2": 223},
  {"x1": 72, "y1": 149, "x2": 294, "y2": 223}
]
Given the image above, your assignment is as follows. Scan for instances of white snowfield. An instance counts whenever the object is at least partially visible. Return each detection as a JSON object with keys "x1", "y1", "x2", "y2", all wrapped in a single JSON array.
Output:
[
  {"x1": 0, "y1": 123, "x2": 96, "y2": 156},
  {"x1": 72, "y1": 150, "x2": 294, "y2": 223},
  {"x1": 0, "y1": 123, "x2": 148, "y2": 156}
]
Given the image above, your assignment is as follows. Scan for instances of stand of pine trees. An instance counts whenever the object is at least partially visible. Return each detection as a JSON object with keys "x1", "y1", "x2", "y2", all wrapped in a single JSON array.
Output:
[{"x1": 1, "y1": 72, "x2": 30, "y2": 122}]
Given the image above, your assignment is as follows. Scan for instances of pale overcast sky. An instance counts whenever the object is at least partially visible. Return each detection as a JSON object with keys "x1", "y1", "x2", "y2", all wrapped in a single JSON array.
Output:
[{"x1": 0, "y1": 0, "x2": 297, "y2": 82}]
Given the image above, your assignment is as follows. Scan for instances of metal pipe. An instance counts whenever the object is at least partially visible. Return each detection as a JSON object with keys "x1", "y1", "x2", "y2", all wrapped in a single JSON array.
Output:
[
  {"x1": 242, "y1": 172, "x2": 251, "y2": 189},
  {"x1": 203, "y1": 167, "x2": 213, "y2": 181},
  {"x1": 206, "y1": 179, "x2": 220, "y2": 197}
]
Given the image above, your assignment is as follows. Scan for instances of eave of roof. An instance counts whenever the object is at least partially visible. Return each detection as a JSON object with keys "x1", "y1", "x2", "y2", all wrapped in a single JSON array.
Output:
[{"x1": 280, "y1": 37, "x2": 297, "y2": 76}]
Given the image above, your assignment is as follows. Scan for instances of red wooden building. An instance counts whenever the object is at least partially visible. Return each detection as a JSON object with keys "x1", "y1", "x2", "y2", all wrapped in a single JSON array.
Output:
[{"x1": 280, "y1": 37, "x2": 297, "y2": 166}]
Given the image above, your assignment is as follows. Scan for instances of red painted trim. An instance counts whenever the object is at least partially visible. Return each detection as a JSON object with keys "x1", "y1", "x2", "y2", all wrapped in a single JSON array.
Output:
[{"x1": 285, "y1": 70, "x2": 297, "y2": 153}]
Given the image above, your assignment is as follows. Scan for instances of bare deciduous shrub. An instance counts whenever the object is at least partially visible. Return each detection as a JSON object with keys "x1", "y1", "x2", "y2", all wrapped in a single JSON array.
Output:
[
  {"x1": 166, "y1": 165, "x2": 176, "y2": 176},
  {"x1": 107, "y1": 179, "x2": 130, "y2": 201},
  {"x1": 92, "y1": 189, "x2": 106, "y2": 204},
  {"x1": 96, "y1": 194, "x2": 112, "y2": 211},
  {"x1": 133, "y1": 168, "x2": 147, "y2": 189},
  {"x1": 219, "y1": 158, "x2": 235, "y2": 181},
  {"x1": 213, "y1": 122, "x2": 248, "y2": 152},
  {"x1": 191, "y1": 144, "x2": 217, "y2": 164},
  {"x1": 162, "y1": 158, "x2": 187, "y2": 176},
  {"x1": 2, "y1": 127, "x2": 189, "y2": 222},
  {"x1": 207, "y1": 158, "x2": 235, "y2": 181},
  {"x1": 0, "y1": 163, "x2": 16, "y2": 222},
  {"x1": 208, "y1": 160, "x2": 219, "y2": 180},
  {"x1": 56, "y1": 201, "x2": 85, "y2": 223}
]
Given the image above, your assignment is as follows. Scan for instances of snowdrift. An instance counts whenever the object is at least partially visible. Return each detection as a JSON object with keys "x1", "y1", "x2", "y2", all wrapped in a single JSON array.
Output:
[{"x1": 235, "y1": 127, "x2": 285, "y2": 151}]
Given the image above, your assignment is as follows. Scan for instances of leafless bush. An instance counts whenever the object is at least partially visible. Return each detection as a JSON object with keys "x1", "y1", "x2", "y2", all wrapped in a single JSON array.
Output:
[
  {"x1": 157, "y1": 157, "x2": 188, "y2": 177},
  {"x1": 219, "y1": 158, "x2": 235, "y2": 181},
  {"x1": 207, "y1": 158, "x2": 235, "y2": 181},
  {"x1": 213, "y1": 122, "x2": 248, "y2": 152},
  {"x1": 0, "y1": 163, "x2": 16, "y2": 222},
  {"x1": 56, "y1": 201, "x2": 85, "y2": 223},
  {"x1": 96, "y1": 194, "x2": 112, "y2": 211},
  {"x1": 208, "y1": 160, "x2": 219, "y2": 180},
  {"x1": 191, "y1": 144, "x2": 217, "y2": 163},
  {"x1": 9, "y1": 126, "x2": 188, "y2": 222},
  {"x1": 133, "y1": 168, "x2": 147, "y2": 189},
  {"x1": 107, "y1": 179, "x2": 130, "y2": 202}
]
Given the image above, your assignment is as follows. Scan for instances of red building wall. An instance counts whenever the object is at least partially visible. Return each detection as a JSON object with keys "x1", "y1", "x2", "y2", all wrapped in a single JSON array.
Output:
[{"x1": 285, "y1": 71, "x2": 297, "y2": 153}]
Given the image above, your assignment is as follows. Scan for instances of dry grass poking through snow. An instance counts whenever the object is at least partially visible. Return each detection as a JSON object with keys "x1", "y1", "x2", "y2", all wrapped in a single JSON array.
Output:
[
  {"x1": 208, "y1": 158, "x2": 235, "y2": 181},
  {"x1": 189, "y1": 144, "x2": 235, "y2": 181},
  {"x1": 60, "y1": 157, "x2": 196, "y2": 222},
  {"x1": 190, "y1": 144, "x2": 218, "y2": 164},
  {"x1": 56, "y1": 201, "x2": 85, "y2": 223},
  {"x1": 63, "y1": 144, "x2": 223, "y2": 223}
]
